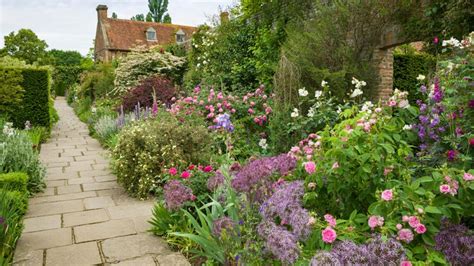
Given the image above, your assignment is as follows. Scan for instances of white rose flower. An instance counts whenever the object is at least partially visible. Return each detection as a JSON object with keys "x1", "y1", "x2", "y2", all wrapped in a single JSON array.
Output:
[
  {"x1": 298, "y1": 88, "x2": 309, "y2": 97},
  {"x1": 314, "y1": 90, "x2": 323, "y2": 99},
  {"x1": 259, "y1": 139, "x2": 268, "y2": 150},
  {"x1": 321, "y1": 80, "x2": 328, "y2": 87},
  {"x1": 416, "y1": 74, "x2": 425, "y2": 81},
  {"x1": 290, "y1": 108, "x2": 299, "y2": 118}
]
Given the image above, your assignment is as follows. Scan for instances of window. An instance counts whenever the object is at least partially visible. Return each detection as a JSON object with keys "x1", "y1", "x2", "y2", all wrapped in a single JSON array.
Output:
[
  {"x1": 176, "y1": 29, "x2": 186, "y2": 43},
  {"x1": 146, "y1": 27, "x2": 157, "y2": 41}
]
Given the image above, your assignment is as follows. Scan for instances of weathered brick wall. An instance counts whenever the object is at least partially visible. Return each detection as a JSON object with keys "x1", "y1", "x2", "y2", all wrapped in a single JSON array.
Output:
[{"x1": 373, "y1": 47, "x2": 394, "y2": 100}]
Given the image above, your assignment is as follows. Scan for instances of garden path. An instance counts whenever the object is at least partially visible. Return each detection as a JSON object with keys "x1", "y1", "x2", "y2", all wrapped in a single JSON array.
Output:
[{"x1": 13, "y1": 97, "x2": 189, "y2": 266}]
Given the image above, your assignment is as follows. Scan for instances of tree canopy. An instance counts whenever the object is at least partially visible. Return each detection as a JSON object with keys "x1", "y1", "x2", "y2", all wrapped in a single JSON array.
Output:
[
  {"x1": 131, "y1": 0, "x2": 172, "y2": 23},
  {"x1": 2, "y1": 29, "x2": 48, "y2": 64}
]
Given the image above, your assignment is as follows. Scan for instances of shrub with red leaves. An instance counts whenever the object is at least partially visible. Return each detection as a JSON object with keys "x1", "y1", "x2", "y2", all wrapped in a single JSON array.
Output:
[{"x1": 121, "y1": 76, "x2": 176, "y2": 112}]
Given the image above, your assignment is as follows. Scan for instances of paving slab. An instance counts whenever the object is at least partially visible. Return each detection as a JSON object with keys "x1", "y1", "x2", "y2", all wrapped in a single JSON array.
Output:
[
  {"x1": 15, "y1": 228, "x2": 72, "y2": 251},
  {"x1": 84, "y1": 196, "x2": 116, "y2": 209},
  {"x1": 23, "y1": 215, "x2": 62, "y2": 233},
  {"x1": 26, "y1": 199, "x2": 84, "y2": 217},
  {"x1": 63, "y1": 209, "x2": 109, "y2": 227},
  {"x1": 102, "y1": 233, "x2": 169, "y2": 263},
  {"x1": 74, "y1": 219, "x2": 136, "y2": 243},
  {"x1": 46, "y1": 242, "x2": 102, "y2": 265}
]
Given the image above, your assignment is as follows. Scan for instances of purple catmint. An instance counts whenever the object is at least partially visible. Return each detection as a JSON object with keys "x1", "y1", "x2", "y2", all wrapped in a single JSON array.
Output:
[
  {"x1": 257, "y1": 221, "x2": 300, "y2": 264},
  {"x1": 435, "y1": 220, "x2": 474, "y2": 265},
  {"x1": 207, "y1": 171, "x2": 225, "y2": 191},
  {"x1": 163, "y1": 180, "x2": 195, "y2": 210},
  {"x1": 212, "y1": 216, "x2": 236, "y2": 238}
]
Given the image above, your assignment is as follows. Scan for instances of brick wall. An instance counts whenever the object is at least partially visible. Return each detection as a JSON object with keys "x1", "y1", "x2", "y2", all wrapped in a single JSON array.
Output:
[{"x1": 373, "y1": 47, "x2": 394, "y2": 101}]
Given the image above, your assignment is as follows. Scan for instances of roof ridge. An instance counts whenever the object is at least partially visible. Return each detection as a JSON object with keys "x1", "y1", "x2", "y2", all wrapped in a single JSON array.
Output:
[{"x1": 106, "y1": 18, "x2": 197, "y2": 29}]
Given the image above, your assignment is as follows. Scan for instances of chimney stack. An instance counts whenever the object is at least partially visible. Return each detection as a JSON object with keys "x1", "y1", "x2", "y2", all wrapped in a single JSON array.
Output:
[
  {"x1": 97, "y1": 4, "x2": 108, "y2": 20},
  {"x1": 220, "y1": 11, "x2": 229, "y2": 24}
]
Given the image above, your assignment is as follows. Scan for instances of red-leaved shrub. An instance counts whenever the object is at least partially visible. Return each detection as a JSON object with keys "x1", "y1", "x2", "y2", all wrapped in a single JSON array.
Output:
[{"x1": 121, "y1": 76, "x2": 176, "y2": 111}]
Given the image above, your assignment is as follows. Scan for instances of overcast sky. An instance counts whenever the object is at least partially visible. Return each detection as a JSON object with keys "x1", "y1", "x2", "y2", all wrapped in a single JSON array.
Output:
[{"x1": 0, "y1": 0, "x2": 236, "y2": 55}]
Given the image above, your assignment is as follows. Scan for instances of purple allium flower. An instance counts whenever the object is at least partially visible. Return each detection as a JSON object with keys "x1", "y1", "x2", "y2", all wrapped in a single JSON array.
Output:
[
  {"x1": 435, "y1": 220, "x2": 474, "y2": 265},
  {"x1": 163, "y1": 180, "x2": 195, "y2": 210},
  {"x1": 310, "y1": 252, "x2": 341, "y2": 265},
  {"x1": 257, "y1": 221, "x2": 300, "y2": 264},
  {"x1": 231, "y1": 154, "x2": 296, "y2": 202},
  {"x1": 212, "y1": 216, "x2": 236, "y2": 238},
  {"x1": 260, "y1": 181, "x2": 310, "y2": 239},
  {"x1": 447, "y1": 150, "x2": 457, "y2": 161},
  {"x1": 207, "y1": 171, "x2": 225, "y2": 191}
]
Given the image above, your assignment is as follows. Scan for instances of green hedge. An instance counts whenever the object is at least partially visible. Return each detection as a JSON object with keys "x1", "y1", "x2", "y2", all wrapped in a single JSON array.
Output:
[
  {"x1": 0, "y1": 66, "x2": 51, "y2": 129},
  {"x1": 52, "y1": 66, "x2": 83, "y2": 96},
  {"x1": 0, "y1": 172, "x2": 28, "y2": 194},
  {"x1": 393, "y1": 53, "x2": 436, "y2": 103}
]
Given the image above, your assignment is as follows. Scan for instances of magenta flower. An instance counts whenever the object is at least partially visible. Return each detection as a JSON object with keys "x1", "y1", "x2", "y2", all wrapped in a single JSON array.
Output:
[
  {"x1": 322, "y1": 227, "x2": 337, "y2": 243},
  {"x1": 401, "y1": 261, "x2": 413, "y2": 266},
  {"x1": 203, "y1": 165, "x2": 213, "y2": 172},
  {"x1": 408, "y1": 216, "x2": 420, "y2": 228},
  {"x1": 169, "y1": 168, "x2": 178, "y2": 176},
  {"x1": 181, "y1": 171, "x2": 191, "y2": 179},
  {"x1": 324, "y1": 214, "x2": 337, "y2": 227},
  {"x1": 415, "y1": 224, "x2": 427, "y2": 234},
  {"x1": 447, "y1": 150, "x2": 457, "y2": 161},
  {"x1": 381, "y1": 189, "x2": 393, "y2": 201},
  {"x1": 440, "y1": 184, "x2": 451, "y2": 194},
  {"x1": 397, "y1": 228, "x2": 414, "y2": 243}
]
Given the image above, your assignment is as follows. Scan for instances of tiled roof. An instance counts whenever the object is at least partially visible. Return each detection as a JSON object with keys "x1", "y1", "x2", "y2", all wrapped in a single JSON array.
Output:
[{"x1": 103, "y1": 18, "x2": 197, "y2": 50}]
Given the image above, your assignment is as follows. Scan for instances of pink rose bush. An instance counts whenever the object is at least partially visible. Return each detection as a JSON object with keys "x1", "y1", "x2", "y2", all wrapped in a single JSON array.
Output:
[{"x1": 322, "y1": 227, "x2": 337, "y2": 243}]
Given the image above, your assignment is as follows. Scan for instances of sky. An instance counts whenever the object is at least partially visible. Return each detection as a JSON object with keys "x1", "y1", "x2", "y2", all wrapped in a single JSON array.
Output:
[{"x1": 0, "y1": 0, "x2": 236, "y2": 55}]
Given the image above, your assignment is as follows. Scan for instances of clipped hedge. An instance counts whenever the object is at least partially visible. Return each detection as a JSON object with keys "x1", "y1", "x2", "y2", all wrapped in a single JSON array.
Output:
[
  {"x1": 0, "y1": 172, "x2": 28, "y2": 194},
  {"x1": 52, "y1": 66, "x2": 83, "y2": 96},
  {"x1": 393, "y1": 53, "x2": 436, "y2": 103},
  {"x1": 0, "y1": 66, "x2": 51, "y2": 129}
]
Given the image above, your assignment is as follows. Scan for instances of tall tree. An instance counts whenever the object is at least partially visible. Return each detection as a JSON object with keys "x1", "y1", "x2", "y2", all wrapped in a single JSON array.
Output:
[
  {"x1": 112, "y1": 12, "x2": 118, "y2": 19},
  {"x1": 131, "y1": 14, "x2": 145, "y2": 21},
  {"x1": 3, "y1": 29, "x2": 48, "y2": 64},
  {"x1": 48, "y1": 49, "x2": 83, "y2": 66},
  {"x1": 147, "y1": 0, "x2": 171, "y2": 23}
]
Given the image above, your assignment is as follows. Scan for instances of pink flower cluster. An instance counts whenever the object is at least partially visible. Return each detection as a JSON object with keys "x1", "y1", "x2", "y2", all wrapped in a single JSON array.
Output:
[
  {"x1": 288, "y1": 133, "x2": 321, "y2": 161},
  {"x1": 355, "y1": 116, "x2": 378, "y2": 133},
  {"x1": 397, "y1": 215, "x2": 426, "y2": 243},
  {"x1": 321, "y1": 214, "x2": 337, "y2": 243},
  {"x1": 439, "y1": 175, "x2": 459, "y2": 196},
  {"x1": 167, "y1": 164, "x2": 214, "y2": 180},
  {"x1": 463, "y1": 172, "x2": 474, "y2": 181},
  {"x1": 387, "y1": 89, "x2": 409, "y2": 109},
  {"x1": 304, "y1": 161, "x2": 316, "y2": 174},
  {"x1": 368, "y1": 215, "x2": 384, "y2": 229},
  {"x1": 381, "y1": 189, "x2": 393, "y2": 201}
]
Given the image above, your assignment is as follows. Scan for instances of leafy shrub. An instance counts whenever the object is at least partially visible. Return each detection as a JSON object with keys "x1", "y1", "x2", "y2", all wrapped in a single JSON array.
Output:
[
  {"x1": 93, "y1": 115, "x2": 118, "y2": 143},
  {"x1": 393, "y1": 53, "x2": 436, "y2": 103},
  {"x1": 113, "y1": 48, "x2": 185, "y2": 95},
  {"x1": 77, "y1": 63, "x2": 114, "y2": 100},
  {"x1": 0, "y1": 188, "x2": 25, "y2": 263},
  {"x1": 0, "y1": 122, "x2": 45, "y2": 193},
  {"x1": 0, "y1": 172, "x2": 28, "y2": 193},
  {"x1": 0, "y1": 67, "x2": 51, "y2": 129},
  {"x1": 0, "y1": 67, "x2": 24, "y2": 115},
  {"x1": 121, "y1": 76, "x2": 176, "y2": 112},
  {"x1": 52, "y1": 65, "x2": 83, "y2": 96},
  {"x1": 112, "y1": 113, "x2": 213, "y2": 199}
]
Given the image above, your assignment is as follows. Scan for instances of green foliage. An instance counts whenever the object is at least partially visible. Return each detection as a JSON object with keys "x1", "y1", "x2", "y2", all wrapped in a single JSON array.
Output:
[
  {"x1": 147, "y1": 0, "x2": 171, "y2": 23},
  {"x1": 2, "y1": 29, "x2": 48, "y2": 64},
  {"x1": 0, "y1": 122, "x2": 46, "y2": 193},
  {"x1": 112, "y1": 113, "x2": 214, "y2": 199},
  {"x1": 0, "y1": 66, "x2": 51, "y2": 129},
  {"x1": 52, "y1": 66, "x2": 83, "y2": 96},
  {"x1": 0, "y1": 188, "x2": 25, "y2": 263},
  {"x1": 0, "y1": 56, "x2": 28, "y2": 67},
  {"x1": 47, "y1": 49, "x2": 83, "y2": 66},
  {"x1": 0, "y1": 172, "x2": 28, "y2": 194},
  {"x1": 394, "y1": 53, "x2": 436, "y2": 103},
  {"x1": 113, "y1": 49, "x2": 185, "y2": 96},
  {"x1": 0, "y1": 67, "x2": 24, "y2": 115},
  {"x1": 77, "y1": 64, "x2": 114, "y2": 100}
]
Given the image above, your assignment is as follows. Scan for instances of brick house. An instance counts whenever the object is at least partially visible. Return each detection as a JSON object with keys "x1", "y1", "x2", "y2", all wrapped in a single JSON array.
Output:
[{"x1": 94, "y1": 4, "x2": 197, "y2": 62}]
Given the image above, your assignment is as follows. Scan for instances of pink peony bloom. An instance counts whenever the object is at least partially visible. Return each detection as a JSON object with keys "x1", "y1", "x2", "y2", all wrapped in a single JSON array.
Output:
[
  {"x1": 290, "y1": 146, "x2": 300, "y2": 154},
  {"x1": 440, "y1": 184, "x2": 451, "y2": 194},
  {"x1": 408, "y1": 216, "x2": 420, "y2": 228},
  {"x1": 464, "y1": 172, "x2": 474, "y2": 181},
  {"x1": 322, "y1": 227, "x2": 337, "y2": 243},
  {"x1": 415, "y1": 224, "x2": 427, "y2": 234},
  {"x1": 368, "y1": 215, "x2": 384, "y2": 229},
  {"x1": 381, "y1": 189, "x2": 393, "y2": 201},
  {"x1": 181, "y1": 171, "x2": 191, "y2": 179},
  {"x1": 332, "y1": 162, "x2": 339, "y2": 169},
  {"x1": 401, "y1": 261, "x2": 412, "y2": 266},
  {"x1": 402, "y1": 215, "x2": 409, "y2": 222},
  {"x1": 396, "y1": 224, "x2": 403, "y2": 230},
  {"x1": 398, "y1": 228, "x2": 414, "y2": 243},
  {"x1": 304, "y1": 161, "x2": 316, "y2": 174},
  {"x1": 203, "y1": 165, "x2": 213, "y2": 172},
  {"x1": 248, "y1": 108, "x2": 255, "y2": 114},
  {"x1": 324, "y1": 214, "x2": 337, "y2": 227},
  {"x1": 169, "y1": 168, "x2": 178, "y2": 176}
]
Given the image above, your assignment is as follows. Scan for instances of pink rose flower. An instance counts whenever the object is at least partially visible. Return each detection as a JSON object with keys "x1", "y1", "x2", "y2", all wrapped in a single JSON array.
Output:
[
  {"x1": 398, "y1": 228, "x2": 414, "y2": 243},
  {"x1": 368, "y1": 215, "x2": 384, "y2": 229},
  {"x1": 324, "y1": 214, "x2": 337, "y2": 227},
  {"x1": 304, "y1": 161, "x2": 316, "y2": 174},
  {"x1": 321, "y1": 227, "x2": 337, "y2": 243},
  {"x1": 396, "y1": 224, "x2": 403, "y2": 230},
  {"x1": 402, "y1": 215, "x2": 409, "y2": 222},
  {"x1": 181, "y1": 171, "x2": 191, "y2": 179},
  {"x1": 408, "y1": 216, "x2": 420, "y2": 228},
  {"x1": 440, "y1": 184, "x2": 451, "y2": 194},
  {"x1": 464, "y1": 172, "x2": 474, "y2": 181},
  {"x1": 248, "y1": 108, "x2": 255, "y2": 114},
  {"x1": 203, "y1": 165, "x2": 213, "y2": 172},
  {"x1": 169, "y1": 168, "x2": 178, "y2": 176},
  {"x1": 401, "y1": 261, "x2": 412, "y2": 266},
  {"x1": 415, "y1": 224, "x2": 427, "y2": 234},
  {"x1": 388, "y1": 100, "x2": 397, "y2": 107},
  {"x1": 381, "y1": 189, "x2": 393, "y2": 201}
]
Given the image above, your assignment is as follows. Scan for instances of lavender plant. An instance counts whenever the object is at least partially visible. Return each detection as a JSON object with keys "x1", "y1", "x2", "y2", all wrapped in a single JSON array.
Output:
[{"x1": 435, "y1": 220, "x2": 474, "y2": 265}]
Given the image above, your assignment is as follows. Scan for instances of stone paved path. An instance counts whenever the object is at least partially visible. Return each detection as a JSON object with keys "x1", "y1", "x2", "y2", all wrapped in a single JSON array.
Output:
[{"x1": 13, "y1": 97, "x2": 189, "y2": 266}]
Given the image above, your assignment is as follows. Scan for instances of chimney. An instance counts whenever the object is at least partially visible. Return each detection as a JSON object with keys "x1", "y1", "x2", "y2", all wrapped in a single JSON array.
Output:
[
  {"x1": 220, "y1": 11, "x2": 229, "y2": 24},
  {"x1": 97, "y1": 4, "x2": 108, "y2": 20}
]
